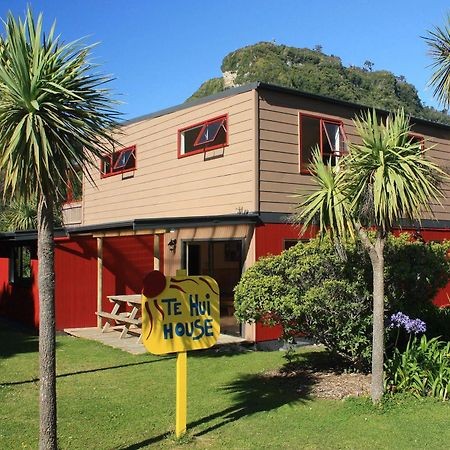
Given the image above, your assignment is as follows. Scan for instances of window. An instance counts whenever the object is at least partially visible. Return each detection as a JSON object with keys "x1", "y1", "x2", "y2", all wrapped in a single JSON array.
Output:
[
  {"x1": 64, "y1": 167, "x2": 83, "y2": 203},
  {"x1": 408, "y1": 133, "x2": 425, "y2": 150},
  {"x1": 283, "y1": 239, "x2": 310, "y2": 250},
  {"x1": 178, "y1": 115, "x2": 228, "y2": 157},
  {"x1": 299, "y1": 114, "x2": 347, "y2": 173},
  {"x1": 9, "y1": 245, "x2": 32, "y2": 284},
  {"x1": 101, "y1": 145, "x2": 136, "y2": 177}
]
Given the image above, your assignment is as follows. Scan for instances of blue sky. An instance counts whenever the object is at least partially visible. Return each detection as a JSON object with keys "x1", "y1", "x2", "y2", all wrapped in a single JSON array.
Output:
[{"x1": 2, "y1": 1, "x2": 449, "y2": 120}]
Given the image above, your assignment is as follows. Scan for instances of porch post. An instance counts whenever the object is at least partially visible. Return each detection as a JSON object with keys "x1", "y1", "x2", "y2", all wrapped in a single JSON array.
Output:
[{"x1": 97, "y1": 237, "x2": 103, "y2": 328}]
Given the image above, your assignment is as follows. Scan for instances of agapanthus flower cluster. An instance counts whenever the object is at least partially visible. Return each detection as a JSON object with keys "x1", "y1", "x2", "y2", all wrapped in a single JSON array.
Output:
[{"x1": 389, "y1": 312, "x2": 426, "y2": 334}]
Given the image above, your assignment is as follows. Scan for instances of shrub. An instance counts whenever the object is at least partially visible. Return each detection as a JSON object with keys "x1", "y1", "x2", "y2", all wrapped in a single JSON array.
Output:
[
  {"x1": 385, "y1": 335, "x2": 450, "y2": 400},
  {"x1": 384, "y1": 236, "x2": 450, "y2": 316},
  {"x1": 234, "y1": 234, "x2": 449, "y2": 369},
  {"x1": 301, "y1": 280, "x2": 372, "y2": 369},
  {"x1": 233, "y1": 254, "x2": 302, "y2": 340},
  {"x1": 422, "y1": 306, "x2": 450, "y2": 342}
]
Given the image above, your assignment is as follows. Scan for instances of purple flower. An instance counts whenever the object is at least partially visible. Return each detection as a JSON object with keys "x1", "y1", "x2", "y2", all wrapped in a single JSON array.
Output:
[{"x1": 389, "y1": 312, "x2": 426, "y2": 335}]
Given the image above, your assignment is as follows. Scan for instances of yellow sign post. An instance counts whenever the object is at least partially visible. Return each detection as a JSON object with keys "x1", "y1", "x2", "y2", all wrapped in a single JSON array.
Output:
[
  {"x1": 141, "y1": 269, "x2": 220, "y2": 437},
  {"x1": 176, "y1": 351, "x2": 187, "y2": 437}
]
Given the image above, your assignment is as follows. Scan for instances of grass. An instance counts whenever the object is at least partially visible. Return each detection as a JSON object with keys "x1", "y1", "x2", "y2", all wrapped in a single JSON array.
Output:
[{"x1": 1, "y1": 322, "x2": 449, "y2": 449}]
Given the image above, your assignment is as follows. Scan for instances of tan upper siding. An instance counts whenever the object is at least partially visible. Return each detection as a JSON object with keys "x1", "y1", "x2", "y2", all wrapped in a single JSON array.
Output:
[
  {"x1": 258, "y1": 89, "x2": 450, "y2": 222},
  {"x1": 82, "y1": 91, "x2": 257, "y2": 226}
]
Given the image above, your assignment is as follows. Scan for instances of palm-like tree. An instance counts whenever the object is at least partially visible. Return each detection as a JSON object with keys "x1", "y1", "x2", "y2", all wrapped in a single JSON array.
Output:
[
  {"x1": 294, "y1": 109, "x2": 446, "y2": 403},
  {"x1": 425, "y1": 15, "x2": 450, "y2": 108},
  {"x1": 0, "y1": 9, "x2": 119, "y2": 449},
  {"x1": 0, "y1": 198, "x2": 38, "y2": 231}
]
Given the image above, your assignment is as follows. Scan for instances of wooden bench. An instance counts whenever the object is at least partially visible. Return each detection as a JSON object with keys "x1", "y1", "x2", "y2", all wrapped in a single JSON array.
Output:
[{"x1": 96, "y1": 294, "x2": 142, "y2": 340}]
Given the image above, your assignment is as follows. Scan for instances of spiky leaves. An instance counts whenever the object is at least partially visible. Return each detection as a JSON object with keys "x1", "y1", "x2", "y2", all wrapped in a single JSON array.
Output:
[
  {"x1": 296, "y1": 109, "x2": 446, "y2": 238},
  {"x1": 425, "y1": 15, "x2": 450, "y2": 109},
  {"x1": 0, "y1": 198, "x2": 37, "y2": 231},
  {"x1": 0, "y1": 8, "x2": 120, "y2": 203},
  {"x1": 348, "y1": 109, "x2": 445, "y2": 233},
  {"x1": 294, "y1": 108, "x2": 447, "y2": 403},
  {"x1": 294, "y1": 149, "x2": 354, "y2": 241},
  {"x1": 0, "y1": 8, "x2": 120, "y2": 449}
]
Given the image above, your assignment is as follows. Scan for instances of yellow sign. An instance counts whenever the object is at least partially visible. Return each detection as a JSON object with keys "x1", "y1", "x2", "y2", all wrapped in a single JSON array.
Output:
[{"x1": 141, "y1": 270, "x2": 220, "y2": 355}]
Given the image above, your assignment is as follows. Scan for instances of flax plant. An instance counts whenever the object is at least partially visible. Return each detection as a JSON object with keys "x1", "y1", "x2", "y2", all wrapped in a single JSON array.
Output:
[
  {"x1": 294, "y1": 108, "x2": 447, "y2": 403},
  {"x1": 0, "y1": 8, "x2": 119, "y2": 449}
]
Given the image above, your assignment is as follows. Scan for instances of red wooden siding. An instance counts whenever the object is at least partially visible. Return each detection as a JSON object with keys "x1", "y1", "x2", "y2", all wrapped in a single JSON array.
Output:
[
  {"x1": 255, "y1": 222, "x2": 317, "y2": 257},
  {"x1": 254, "y1": 223, "x2": 450, "y2": 341},
  {"x1": 55, "y1": 234, "x2": 162, "y2": 329},
  {"x1": 101, "y1": 235, "x2": 155, "y2": 313},
  {"x1": 0, "y1": 233, "x2": 163, "y2": 331},
  {"x1": 54, "y1": 237, "x2": 98, "y2": 329},
  {"x1": 0, "y1": 256, "x2": 39, "y2": 328},
  {"x1": 254, "y1": 224, "x2": 298, "y2": 341}
]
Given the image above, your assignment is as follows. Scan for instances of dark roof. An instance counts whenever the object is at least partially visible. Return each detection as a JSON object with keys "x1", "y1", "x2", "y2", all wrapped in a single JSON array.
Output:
[
  {"x1": 122, "y1": 81, "x2": 450, "y2": 131},
  {"x1": 0, "y1": 214, "x2": 261, "y2": 241}
]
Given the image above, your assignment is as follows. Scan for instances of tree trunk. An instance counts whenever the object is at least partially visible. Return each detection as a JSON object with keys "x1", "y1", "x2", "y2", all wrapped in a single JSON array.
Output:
[
  {"x1": 369, "y1": 235, "x2": 385, "y2": 404},
  {"x1": 356, "y1": 225, "x2": 386, "y2": 403},
  {"x1": 38, "y1": 193, "x2": 57, "y2": 450}
]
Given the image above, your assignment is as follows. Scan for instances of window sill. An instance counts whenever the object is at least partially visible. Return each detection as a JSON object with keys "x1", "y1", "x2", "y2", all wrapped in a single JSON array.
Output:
[
  {"x1": 178, "y1": 144, "x2": 228, "y2": 159},
  {"x1": 100, "y1": 168, "x2": 136, "y2": 179}
]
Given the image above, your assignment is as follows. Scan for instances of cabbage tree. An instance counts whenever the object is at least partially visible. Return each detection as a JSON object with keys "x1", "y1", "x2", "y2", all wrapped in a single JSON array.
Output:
[
  {"x1": 425, "y1": 15, "x2": 450, "y2": 108},
  {"x1": 0, "y1": 9, "x2": 119, "y2": 448},
  {"x1": 294, "y1": 109, "x2": 446, "y2": 403}
]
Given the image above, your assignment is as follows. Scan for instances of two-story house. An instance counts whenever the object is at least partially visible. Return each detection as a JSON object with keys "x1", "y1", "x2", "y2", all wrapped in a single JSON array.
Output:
[{"x1": 1, "y1": 82, "x2": 449, "y2": 343}]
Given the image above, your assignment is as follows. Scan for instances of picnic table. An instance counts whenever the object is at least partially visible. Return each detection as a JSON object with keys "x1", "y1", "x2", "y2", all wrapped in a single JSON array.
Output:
[{"x1": 96, "y1": 294, "x2": 142, "y2": 340}]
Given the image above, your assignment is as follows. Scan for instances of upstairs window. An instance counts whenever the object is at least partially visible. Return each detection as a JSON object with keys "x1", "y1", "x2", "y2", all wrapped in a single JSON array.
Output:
[
  {"x1": 64, "y1": 167, "x2": 83, "y2": 203},
  {"x1": 101, "y1": 145, "x2": 136, "y2": 178},
  {"x1": 299, "y1": 113, "x2": 347, "y2": 173},
  {"x1": 178, "y1": 115, "x2": 228, "y2": 158}
]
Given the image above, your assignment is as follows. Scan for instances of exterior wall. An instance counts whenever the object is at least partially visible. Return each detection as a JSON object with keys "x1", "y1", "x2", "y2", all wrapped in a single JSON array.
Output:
[
  {"x1": 254, "y1": 222, "x2": 450, "y2": 342},
  {"x1": 254, "y1": 223, "x2": 316, "y2": 342},
  {"x1": 82, "y1": 90, "x2": 257, "y2": 226},
  {"x1": 0, "y1": 253, "x2": 39, "y2": 328},
  {"x1": 62, "y1": 201, "x2": 82, "y2": 225},
  {"x1": 409, "y1": 123, "x2": 450, "y2": 222},
  {"x1": 54, "y1": 237, "x2": 97, "y2": 329},
  {"x1": 257, "y1": 89, "x2": 450, "y2": 221},
  {"x1": 163, "y1": 223, "x2": 256, "y2": 341},
  {"x1": 163, "y1": 224, "x2": 255, "y2": 276},
  {"x1": 55, "y1": 234, "x2": 160, "y2": 329},
  {"x1": 0, "y1": 234, "x2": 161, "y2": 331}
]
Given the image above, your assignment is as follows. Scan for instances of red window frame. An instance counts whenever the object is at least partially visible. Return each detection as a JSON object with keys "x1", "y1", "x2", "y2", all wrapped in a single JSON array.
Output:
[
  {"x1": 177, "y1": 114, "x2": 228, "y2": 159},
  {"x1": 408, "y1": 132, "x2": 425, "y2": 151},
  {"x1": 298, "y1": 113, "x2": 347, "y2": 174},
  {"x1": 100, "y1": 145, "x2": 137, "y2": 178},
  {"x1": 63, "y1": 166, "x2": 83, "y2": 205}
]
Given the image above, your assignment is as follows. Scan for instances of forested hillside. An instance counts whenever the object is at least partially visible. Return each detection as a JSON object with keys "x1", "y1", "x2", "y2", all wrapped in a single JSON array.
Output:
[{"x1": 187, "y1": 42, "x2": 450, "y2": 125}]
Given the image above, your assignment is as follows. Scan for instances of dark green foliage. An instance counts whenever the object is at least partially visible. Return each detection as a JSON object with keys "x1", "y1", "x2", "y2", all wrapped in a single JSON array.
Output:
[
  {"x1": 186, "y1": 77, "x2": 225, "y2": 102},
  {"x1": 384, "y1": 237, "x2": 450, "y2": 316},
  {"x1": 234, "y1": 234, "x2": 450, "y2": 369},
  {"x1": 385, "y1": 335, "x2": 450, "y2": 400},
  {"x1": 421, "y1": 306, "x2": 450, "y2": 342},
  {"x1": 302, "y1": 280, "x2": 373, "y2": 369},
  {"x1": 0, "y1": 198, "x2": 63, "y2": 231},
  {"x1": 189, "y1": 42, "x2": 450, "y2": 125}
]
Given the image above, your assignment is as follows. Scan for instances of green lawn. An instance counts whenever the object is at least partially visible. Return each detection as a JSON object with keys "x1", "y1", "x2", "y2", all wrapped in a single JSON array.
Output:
[{"x1": 1, "y1": 323, "x2": 449, "y2": 449}]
